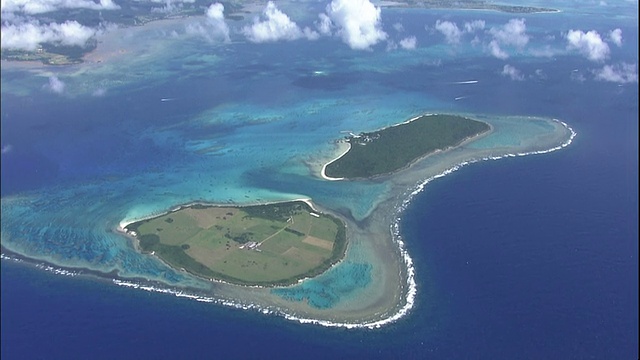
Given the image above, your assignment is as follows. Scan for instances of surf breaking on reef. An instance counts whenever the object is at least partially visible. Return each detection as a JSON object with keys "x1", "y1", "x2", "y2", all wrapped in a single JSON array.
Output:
[
  {"x1": 108, "y1": 119, "x2": 575, "y2": 329},
  {"x1": 0, "y1": 120, "x2": 576, "y2": 329}
]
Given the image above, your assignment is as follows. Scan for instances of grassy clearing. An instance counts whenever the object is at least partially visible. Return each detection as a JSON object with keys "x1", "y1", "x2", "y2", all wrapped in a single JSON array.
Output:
[{"x1": 125, "y1": 201, "x2": 347, "y2": 286}]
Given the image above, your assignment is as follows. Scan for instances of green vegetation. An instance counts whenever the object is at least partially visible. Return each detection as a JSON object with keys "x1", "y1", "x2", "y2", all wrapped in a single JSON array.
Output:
[
  {"x1": 125, "y1": 201, "x2": 347, "y2": 286},
  {"x1": 325, "y1": 114, "x2": 490, "y2": 179},
  {"x1": 1, "y1": 0, "x2": 556, "y2": 65},
  {"x1": 394, "y1": 0, "x2": 558, "y2": 13},
  {"x1": 0, "y1": 41, "x2": 97, "y2": 65},
  {"x1": 1, "y1": 0, "x2": 245, "y2": 65}
]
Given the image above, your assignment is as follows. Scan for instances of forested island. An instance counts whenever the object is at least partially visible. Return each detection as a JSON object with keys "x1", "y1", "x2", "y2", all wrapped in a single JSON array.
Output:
[
  {"x1": 123, "y1": 201, "x2": 347, "y2": 287},
  {"x1": 324, "y1": 114, "x2": 490, "y2": 179}
]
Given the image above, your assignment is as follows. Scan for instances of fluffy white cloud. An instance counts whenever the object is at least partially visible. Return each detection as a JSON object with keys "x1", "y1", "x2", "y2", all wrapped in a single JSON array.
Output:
[
  {"x1": 206, "y1": 2, "x2": 223, "y2": 20},
  {"x1": 609, "y1": 28, "x2": 622, "y2": 47},
  {"x1": 489, "y1": 18, "x2": 529, "y2": 48},
  {"x1": 1, "y1": 0, "x2": 119, "y2": 15},
  {"x1": 593, "y1": 62, "x2": 638, "y2": 83},
  {"x1": 435, "y1": 20, "x2": 462, "y2": 44},
  {"x1": 242, "y1": 1, "x2": 317, "y2": 43},
  {"x1": 399, "y1": 36, "x2": 416, "y2": 50},
  {"x1": 393, "y1": 23, "x2": 404, "y2": 32},
  {"x1": 566, "y1": 29, "x2": 610, "y2": 62},
  {"x1": 54, "y1": 20, "x2": 96, "y2": 44},
  {"x1": 488, "y1": 40, "x2": 508, "y2": 59},
  {"x1": 483, "y1": 18, "x2": 529, "y2": 59},
  {"x1": 432, "y1": 19, "x2": 483, "y2": 47},
  {"x1": 46, "y1": 75, "x2": 65, "y2": 93},
  {"x1": 316, "y1": 13, "x2": 332, "y2": 35},
  {"x1": 463, "y1": 20, "x2": 485, "y2": 33},
  {"x1": 185, "y1": 3, "x2": 230, "y2": 42},
  {"x1": 501, "y1": 64, "x2": 524, "y2": 80},
  {"x1": 206, "y1": 3, "x2": 230, "y2": 42},
  {"x1": 323, "y1": 0, "x2": 387, "y2": 50},
  {"x1": 1, "y1": 20, "x2": 96, "y2": 51}
]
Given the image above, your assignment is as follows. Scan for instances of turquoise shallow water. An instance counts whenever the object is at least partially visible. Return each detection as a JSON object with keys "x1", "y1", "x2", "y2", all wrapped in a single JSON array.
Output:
[
  {"x1": 1, "y1": 3, "x2": 634, "y2": 325},
  {"x1": 1, "y1": 2, "x2": 637, "y2": 358},
  {"x1": 272, "y1": 262, "x2": 372, "y2": 309}
]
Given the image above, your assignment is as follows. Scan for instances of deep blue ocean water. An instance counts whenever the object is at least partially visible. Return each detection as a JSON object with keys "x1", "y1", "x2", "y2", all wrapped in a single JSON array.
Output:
[
  {"x1": 3, "y1": 105, "x2": 637, "y2": 358},
  {"x1": 2, "y1": 2, "x2": 638, "y2": 359}
]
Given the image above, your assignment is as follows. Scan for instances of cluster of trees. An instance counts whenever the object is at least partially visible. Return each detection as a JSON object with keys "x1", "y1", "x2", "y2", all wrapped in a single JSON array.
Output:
[{"x1": 325, "y1": 114, "x2": 489, "y2": 178}]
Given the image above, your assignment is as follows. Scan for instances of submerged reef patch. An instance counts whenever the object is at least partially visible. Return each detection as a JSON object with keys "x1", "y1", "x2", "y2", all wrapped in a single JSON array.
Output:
[{"x1": 272, "y1": 262, "x2": 372, "y2": 309}]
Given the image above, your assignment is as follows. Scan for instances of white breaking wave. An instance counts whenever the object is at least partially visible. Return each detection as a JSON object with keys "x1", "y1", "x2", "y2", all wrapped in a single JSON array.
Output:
[
  {"x1": 1, "y1": 253, "x2": 23, "y2": 263},
  {"x1": 111, "y1": 276, "x2": 411, "y2": 329},
  {"x1": 110, "y1": 119, "x2": 576, "y2": 329},
  {"x1": 34, "y1": 263, "x2": 81, "y2": 277},
  {"x1": 12, "y1": 119, "x2": 575, "y2": 329},
  {"x1": 401, "y1": 119, "x2": 576, "y2": 205},
  {"x1": 1, "y1": 253, "x2": 82, "y2": 277}
]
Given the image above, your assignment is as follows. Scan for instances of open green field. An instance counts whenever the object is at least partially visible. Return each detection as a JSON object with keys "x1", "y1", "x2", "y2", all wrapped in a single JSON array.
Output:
[
  {"x1": 125, "y1": 201, "x2": 346, "y2": 286},
  {"x1": 324, "y1": 114, "x2": 490, "y2": 179}
]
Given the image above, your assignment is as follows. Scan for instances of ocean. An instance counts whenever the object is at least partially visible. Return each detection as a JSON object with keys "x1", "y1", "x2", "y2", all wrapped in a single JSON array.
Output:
[{"x1": 1, "y1": 1, "x2": 638, "y2": 358}]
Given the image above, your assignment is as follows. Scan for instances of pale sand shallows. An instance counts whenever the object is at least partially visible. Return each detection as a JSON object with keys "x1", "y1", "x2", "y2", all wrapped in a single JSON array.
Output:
[
  {"x1": 14, "y1": 114, "x2": 573, "y2": 328},
  {"x1": 114, "y1": 116, "x2": 572, "y2": 327},
  {"x1": 276, "y1": 117, "x2": 572, "y2": 325},
  {"x1": 119, "y1": 197, "x2": 320, "y2": 231},
  {"x1": 320, "y1": 141, "x2": 351, "y2": 181}
]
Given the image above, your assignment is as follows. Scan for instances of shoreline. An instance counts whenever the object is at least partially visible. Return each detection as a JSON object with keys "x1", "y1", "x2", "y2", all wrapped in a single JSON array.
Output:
[
  {"x1": 320, "y1": 113, "x2": 493, "y2": 181},
  {"x1": 111, "y1": 114, "x2": 574, "y2": 330},
  {"x1": 116, "y1": 197, "x2": 346, "y2": 288},
  {"x1": 1, "y1": 115, "x2": 576, "y2": 329},
  {"x1": 118, "y1": 197, "x2": 319, "y2": 231},
  {"x1": 320, "y1": 141, "x2": 351, "y2": 181}
]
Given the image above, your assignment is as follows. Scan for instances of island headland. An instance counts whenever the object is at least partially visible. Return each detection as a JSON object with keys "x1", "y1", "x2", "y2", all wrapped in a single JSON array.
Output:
[
  {"x1": 1, "y1": 110, "x2": 575, "y2": 327},
  {"x1": 323, "y1": 114, "x2": 491, "y2": 179},
  {"x1": 123, "y1": 200, "x2": 347, "y2": 287},
  {"x1": 122, "y1": 114, "x2": 489, "y2": 288}
]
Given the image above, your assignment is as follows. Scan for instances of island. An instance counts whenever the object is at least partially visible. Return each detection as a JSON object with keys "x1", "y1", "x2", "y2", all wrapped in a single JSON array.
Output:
[
  {"x1": 121, "y1": 114, "x2": 489, "y2": 287},
  {"x1": 123, "y1": 201, "x2": 347, "y2": 286},
  {"x1": 0, "y1": 0, "x2": 580, "y2": 327},
  {"x1": 389, "y1": 0, "x2": 559, "y2": 13},
  {"x1": 123, "y1": 114, "x2": 490, "y2": 286},
  {"x1": 324, "y1": 114, "x2": 490, "y2": 179},
  {"x1": 0, "y1": 0, "x2": 244, "y2": 65},
  {"x1": 1, "y1": 0, "x2": 558, "y2": 66}
]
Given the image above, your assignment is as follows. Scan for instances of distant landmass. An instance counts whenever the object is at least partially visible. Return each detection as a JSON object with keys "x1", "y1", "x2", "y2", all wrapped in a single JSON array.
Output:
[
  {"x1": 0, "y1": 0, "x2": 557, "y2": 65},
  {"x1": 385, "y1": 0, "x2": 558, "y2": 13},
  {"x1": 0, "y1": 0, "x2": 240, "y2": 65}
]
